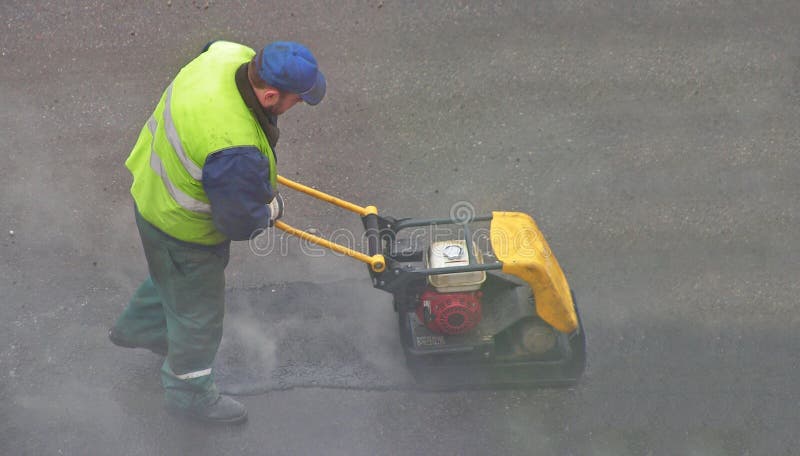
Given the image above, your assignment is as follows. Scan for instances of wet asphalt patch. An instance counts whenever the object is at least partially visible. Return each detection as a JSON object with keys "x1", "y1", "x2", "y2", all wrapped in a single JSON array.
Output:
[{"x1": 214, "y1": 279, "x2": 415, "y2": 395}]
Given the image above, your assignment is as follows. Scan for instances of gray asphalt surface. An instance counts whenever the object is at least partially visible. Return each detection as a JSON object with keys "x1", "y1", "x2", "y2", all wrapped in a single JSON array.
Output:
[{"x1": 2, "y1": 1, "x2": 799, "y2": 455}]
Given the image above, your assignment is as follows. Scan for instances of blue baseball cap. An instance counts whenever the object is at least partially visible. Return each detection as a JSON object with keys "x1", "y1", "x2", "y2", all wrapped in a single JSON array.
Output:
[{"x1": 256, "y1": 41, "x2": 326, "y2": 105}]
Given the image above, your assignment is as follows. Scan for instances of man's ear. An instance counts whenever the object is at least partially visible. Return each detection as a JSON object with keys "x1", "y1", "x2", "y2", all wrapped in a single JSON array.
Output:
[{"x1": 260, "y1": 88, "x2": 281, "y2": 108}]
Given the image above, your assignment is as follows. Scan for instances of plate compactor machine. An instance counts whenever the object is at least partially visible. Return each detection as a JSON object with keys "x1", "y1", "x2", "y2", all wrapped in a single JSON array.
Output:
[{"x1": 273, "y1": 176, "x2": 586, "y2": 388}]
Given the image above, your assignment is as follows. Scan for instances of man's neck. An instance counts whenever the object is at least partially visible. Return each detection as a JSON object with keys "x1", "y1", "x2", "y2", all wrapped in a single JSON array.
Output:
[{"x1": 235, "y1": 62, "x2": 280, "y2": 150}]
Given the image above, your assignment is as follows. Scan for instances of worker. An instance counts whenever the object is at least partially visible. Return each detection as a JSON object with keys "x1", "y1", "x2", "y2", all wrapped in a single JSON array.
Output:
[{"x1": 108, "y1": 40, "x2": 325, "y2": 424}]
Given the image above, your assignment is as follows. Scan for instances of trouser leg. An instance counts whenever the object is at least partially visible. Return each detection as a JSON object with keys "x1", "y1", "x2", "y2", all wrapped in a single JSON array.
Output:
[
  {"x1": 158, "y1": 247, "x2": 227, "y2": 409},
  {"x1": 112, "y1": 277, "x2": 167, "y2": 346},
  {"x1": 133, "y1": 209, "x2": 230, "y2": 409}
]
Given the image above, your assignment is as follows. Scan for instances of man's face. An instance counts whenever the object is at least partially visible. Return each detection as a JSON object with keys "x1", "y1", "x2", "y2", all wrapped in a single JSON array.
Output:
[{"x1": 265, "y1": 92, "x2": 303, "y2": 116}]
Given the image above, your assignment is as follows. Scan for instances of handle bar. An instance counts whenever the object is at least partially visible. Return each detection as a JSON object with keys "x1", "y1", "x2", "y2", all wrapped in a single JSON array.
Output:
[{"x1": 273, "y1": 176, "x2": 386, "y2": 273}]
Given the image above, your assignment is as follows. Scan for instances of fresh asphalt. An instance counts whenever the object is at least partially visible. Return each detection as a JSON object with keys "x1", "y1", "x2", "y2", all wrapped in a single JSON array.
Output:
[{"x1": 1, "y1": 1, "x2": 798, "y2": 454}]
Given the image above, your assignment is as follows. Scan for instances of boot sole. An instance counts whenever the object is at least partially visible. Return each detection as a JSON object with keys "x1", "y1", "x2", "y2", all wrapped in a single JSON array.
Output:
[{"x1": 165, "y1": 404, "x2": 248, "y2": 424}]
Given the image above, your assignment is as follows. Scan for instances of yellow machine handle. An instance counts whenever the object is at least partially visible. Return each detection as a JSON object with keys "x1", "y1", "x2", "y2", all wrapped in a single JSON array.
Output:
[
  {"x1": 277, "y1": 176, "x2": 378, "y2": 216},
  {"x1": 274, "y1": 176, "x2": 386, "y2": 273}
]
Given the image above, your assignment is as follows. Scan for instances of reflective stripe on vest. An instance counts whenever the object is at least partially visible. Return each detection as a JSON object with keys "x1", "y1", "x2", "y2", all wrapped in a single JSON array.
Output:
[
  {"x1": 163, "y1": 83, "x2": 203, "y2": 180},
  {"x1": 146, "y1": 116, "x2": 212, "y2": 214}
]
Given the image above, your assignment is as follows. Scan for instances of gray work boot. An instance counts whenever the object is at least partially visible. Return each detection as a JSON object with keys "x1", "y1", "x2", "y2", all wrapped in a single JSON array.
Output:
[
  {"x1": 108, "y1": 327, "x2": 168, "y2": 356},
  {"x1": 166, "y1": 395, "x2": 248, "y2": 424}
]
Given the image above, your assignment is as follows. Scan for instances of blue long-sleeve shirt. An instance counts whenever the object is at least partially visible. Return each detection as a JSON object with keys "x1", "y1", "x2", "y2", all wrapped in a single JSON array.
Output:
[{"x1": 202, "y1": 146, "x2": 276, "y2": 241}]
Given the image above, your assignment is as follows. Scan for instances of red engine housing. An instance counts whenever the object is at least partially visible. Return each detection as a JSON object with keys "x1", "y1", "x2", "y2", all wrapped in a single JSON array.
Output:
[{"x1": 417, "y1": 289, "x2": 483, "y2": 335}]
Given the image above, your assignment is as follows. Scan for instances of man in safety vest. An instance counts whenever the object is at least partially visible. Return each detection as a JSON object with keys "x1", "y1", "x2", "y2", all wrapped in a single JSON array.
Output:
[{"x1": 109, "y1": 40, "x2": 325, "y2": 424}]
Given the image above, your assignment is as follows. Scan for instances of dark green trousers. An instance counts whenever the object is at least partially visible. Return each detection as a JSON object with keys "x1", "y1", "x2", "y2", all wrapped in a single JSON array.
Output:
[{"x1": 114, "y1": 209, "x2": 230, "y2": 408}]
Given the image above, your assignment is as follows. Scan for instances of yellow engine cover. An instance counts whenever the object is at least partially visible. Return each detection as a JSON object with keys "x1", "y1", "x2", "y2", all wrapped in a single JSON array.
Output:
[{"x1": 490, "y1": 212, "x2": 578, "y2": 333}]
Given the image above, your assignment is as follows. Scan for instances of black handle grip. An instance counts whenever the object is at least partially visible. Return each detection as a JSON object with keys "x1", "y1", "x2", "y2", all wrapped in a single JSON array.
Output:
[{"x1": 364, "y1": 214, "x2": 380, "y2": 256}]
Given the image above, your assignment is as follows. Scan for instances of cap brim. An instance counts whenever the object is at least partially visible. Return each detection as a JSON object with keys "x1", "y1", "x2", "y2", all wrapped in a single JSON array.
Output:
[{"x1": 300, "y1": 70, "x2": 326, "y2": 106}]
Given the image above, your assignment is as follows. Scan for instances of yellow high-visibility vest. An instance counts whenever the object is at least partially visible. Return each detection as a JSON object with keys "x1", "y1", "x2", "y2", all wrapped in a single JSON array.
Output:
[{"x1": 125, "y1": 41, "x2": 277, "y2": 245}]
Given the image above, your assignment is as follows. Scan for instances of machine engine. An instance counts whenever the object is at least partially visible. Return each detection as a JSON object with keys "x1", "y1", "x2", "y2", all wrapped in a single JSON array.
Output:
[
  {"x1": 419, "y1": 240, "x2": 486, "y2": 335},
  {"x1": 417, "y1": 289, "x2": 482, "y2": 335}
]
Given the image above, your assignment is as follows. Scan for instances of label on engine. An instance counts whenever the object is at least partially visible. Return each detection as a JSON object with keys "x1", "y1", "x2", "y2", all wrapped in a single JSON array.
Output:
[{"x1": 416, "y1": 335, "x2": 446, "y2": 347}]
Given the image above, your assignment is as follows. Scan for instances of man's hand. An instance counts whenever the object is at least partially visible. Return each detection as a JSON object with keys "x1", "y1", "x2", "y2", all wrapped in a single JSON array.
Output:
[{"x1": 267, "y1": 193, "x2": 284, "y2": 226}]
